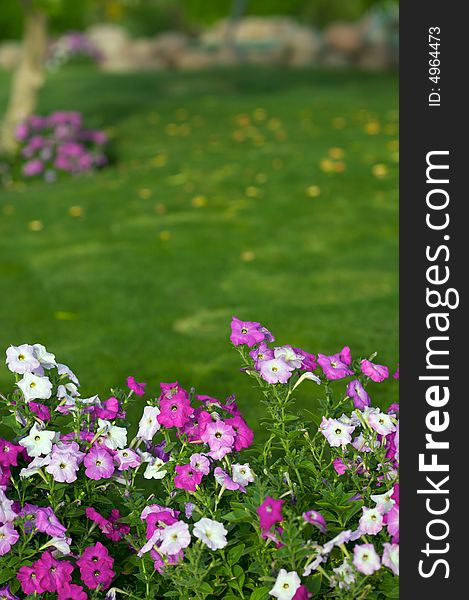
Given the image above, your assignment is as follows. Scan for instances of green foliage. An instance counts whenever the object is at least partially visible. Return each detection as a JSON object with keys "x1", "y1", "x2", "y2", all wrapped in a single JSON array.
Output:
[{"x1": 0, "y1": 66, "x2": 398, "y2": 439}]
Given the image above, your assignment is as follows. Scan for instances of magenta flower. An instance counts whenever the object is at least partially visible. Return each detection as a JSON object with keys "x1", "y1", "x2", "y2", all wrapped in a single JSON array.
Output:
[
  {"x1": 35, "y1": 507, "x2": 67, "y2": 537},
  {"x1": 35, "y1": 551, "x2": 74, "y2": 593},
  {"x1": 332, "y1": 457, "x2": 348, "y2": 475},
  {"x1": 346, "y1": 380, "x2": 371, "y2": 409},
  {"x1": 158, "y1": 392, "x2": 194, "y2": 429},
  {"x1": 77, "y1": 542, "x2": 114, "y2": 590},
  {"x1": 57, "y1": 582, "x2": 88, "y2": 600},
  {"x1": 393, "y1": 364, "x2": 399, "y2": 379},
  {"x1": 259, "y1": 358, "x2": 293, "y2": 384},
  {"x1": 293, "y1": 585, "x2": 312, "y2": 599},
  {"x1": 84, "y1": 447, "x2": 115, "y2": 480},
  {"x1": 127, "y1": 376, "x2": 146, "y2": 396},
  {"x1": 384, "y1": 505, "x2": 399, "y2": 543},
  {"x1": 28, "y1": 401, "x2": 51, "y2": 421},
  {"x1": 95, "y1": 396, "x2": 121, "y2": 420},
  {"x1": 257, "y1": 496, "x2": 284, "y2": 532},
  {"x1": 180, "y1": 409, "x2": 213, "y2": 442},
  {"x1": 17, "y1": 565, "x2": 42, "y2": 595},
  {"x1": 225, "y1": 416, "x2": 254, "y2": 451},
  {"x1": 85, "y1": 508, "x2": 129, "y2": 542},
  {"x1": 0, "y1": 522, "x2": 19, "y2": 555},
  {"x1": 293, "y1": 348, "x2": 318, "y2": 371},
  {"x1": 361, "y1": 359, "x2": 389, "y2": 382},
  {"x1": 0, "y1": 440, "x2": 22, "y2": 467},
  {"x1": 230, "y1": 317, "x2": 266, "y2": 347},
  {"x1": 317, "y1": 347, "x2": 353, "y2": 380},
  {"x1": 22, "y1": 159, "x2": 44, "y2": 177},
  {"x1": 302, "y1": 510, "x2": 327, "y2": 534},
  {"x1": 174, "y1": 463, "x2": 203, "y2": 492}
]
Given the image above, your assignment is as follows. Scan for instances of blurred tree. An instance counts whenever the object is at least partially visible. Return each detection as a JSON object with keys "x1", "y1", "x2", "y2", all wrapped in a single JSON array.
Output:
[{"x1": 0, "y1": 1, "x2": 48, "y2": 154}]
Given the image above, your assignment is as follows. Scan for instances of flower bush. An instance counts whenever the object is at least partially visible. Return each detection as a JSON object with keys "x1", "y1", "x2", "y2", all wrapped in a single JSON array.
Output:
[
  {"x1": 47, "y1": 32, "x2": 102, "y2": 71},
  {"x1": 14, "y1": 112, "x2": 108, "y2": 182},
  {"x1": 0, "y1": 319, "x2": 399, "y2": 599}
]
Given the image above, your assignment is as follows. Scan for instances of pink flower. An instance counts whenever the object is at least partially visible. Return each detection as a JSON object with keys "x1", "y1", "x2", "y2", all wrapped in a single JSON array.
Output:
[
  {"x1": 361, "y1": 359, "x2": 389, "y2": 382},
  {"x1": 17, "y1": 565, "x2": 42, "y2": 595},
  {"x1": 180, "y1": 409, "x2": 212, "y2": 442},
  {"x1": 189, "y1": 453, "x2": 211, "y2": 475},
  {"x1": 384, "y1": 505, "x2": 399, "y2": 543},
  {"x1": 35, "y1": 551, "x2": 73, "y2": 593},
  {"x1": 302, "y1": 510, "x2": 327, "y2": 534},
  {"x1": 225, "y1": 416, "x2": 254, "y2": 451},
  {"x1": 230, "y1": 317, "x2": 265, "y2": 347},
  {"x1": 84, "y1": 447, "x2": 115, "y2": 480},
  {"x1": 346, "y1": 380, "x2": 371, "y2": 410},
  {"x1": 359, "y1": 507, "x2": 384, "y2": 535},
  {"x1": 127, "y1": 376, "x2": 146, "y2": 396},
  {"x1": 214, "y1": 466, "x2": 244, "y2": 492},
  {"x1": 85, "y1": 508, "x2": 130, "y2": 542},
  {"x1": 158, "y1": 392, "x2": 194, "y2": 429},
  {"x1": 333, "y1": 458, "x2": 348, "y2": 475},
  {"x1": 293, "y1": 348, "x2": 318, "y2": 371},
  {"x1": 57, "y1": 582, "x2": 88, "y2": 600},
  {"x1": 393, "y1": 365, "x2": 399, "y2": 379},
  {"x1": 317, "y1": 347, "x2": 353, "y2": 380},
  {"x1": 115, "y1": 448, "x2": 140, "y2": 470},
  {"x1": 0, "y1": 440, "x2": 22, "y2": 467},
  {"x1": 0, "y1": 522, "x2": 19, "y2": 555},
  {"x1": 23, "y1": 159, "x2": 44, "y2": 177},
  {"x1": 35, "y1": 507, "x2": 67, "y2": 537},
  {"x1": 201, "y1": 421, "x2": 235, "y2": 458},
  {"x1": 382, "y1": 542, "x2": 399, "y2": 575},
  {"x1": 259, "y1": 358, "x2": 293, "y2": 384},
  {"x1": 257, "y1": 496, "x2": 284, "y2": 532},
  {"x1": 174, "y1": 463, "x2": 203, "y2": 492}
]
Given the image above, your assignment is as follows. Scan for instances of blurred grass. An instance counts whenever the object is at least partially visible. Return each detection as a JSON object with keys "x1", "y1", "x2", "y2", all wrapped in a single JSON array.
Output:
[{"x1": 0, "y1": 66, "x2": 398, "y2": 432}]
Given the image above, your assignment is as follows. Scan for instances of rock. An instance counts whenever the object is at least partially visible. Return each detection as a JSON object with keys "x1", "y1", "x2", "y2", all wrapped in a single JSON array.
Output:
[
  {"x1": 324, "y1": 22, "x2": 364, "y2": 55},
  {"x1": 129, "y1": 38, "x2": 164, "y2": 70},
  {"x1": 0, "y1": 41, "x2": 21, "y2": 71},
  {"x1": 152, "y1": 32, "x2": 189, "y2": 68},
  {"x1": 86, "y1": 24, "x2": 133, "y2": 72}
]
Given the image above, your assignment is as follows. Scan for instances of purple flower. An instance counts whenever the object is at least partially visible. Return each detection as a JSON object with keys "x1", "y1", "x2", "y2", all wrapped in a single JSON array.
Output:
[
  {"x1": 214, "y1": 466, "x2": 245, "y2": 492},
  {"x1": 302, "y1": 510, "x2": 327, "y2": 534},
  {"x1": 230, "y1": 317, "x2": 265, "y2": 347},
  {"x1": 332, "y1": 457, "x2": 348, "y2": 475},
  {"x1": 84, "y1": 446, "x2": 115, "y2": 480},
  {"x1": 346, "y1": 380, "x2": 371, "y2": 409},
  {"x1": 158, "y1": 391, "x2": 194, "y2": 429},
  {"x1": 361, "y1": 359, "x2": 389, "y2": 382},
  {"x1": 259, "y1": 358, "x2": 293, "y2": 384},
  {"x1": 127, "y1": 376, "x2": 146, "y2": 396},
  {"x1": 317, "y1": 347, "x2": 353, "y2": 380},
  {"x1": 35, "y1": 507, "x2": 67, "y2": 537},
  {"x1": 249, "y1": 342, "x2": 274, "y2": 368},
  {"x1": 35, "y1": 551, "x2": 73, "y2": 593},
  {"x1": 22, "y1": 159, "x2": 44, "y2": 177}
]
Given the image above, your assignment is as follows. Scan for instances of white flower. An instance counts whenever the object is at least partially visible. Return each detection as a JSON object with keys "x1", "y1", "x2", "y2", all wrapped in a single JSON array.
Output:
[
  {"x1": 353, "y1": 544, "x2": 381, "y2": 576},
  {"x1": 159, "y1": 521, "x2": 191, "y2": 556},
  {"x1": 382, "y1": 542, "x2": 399, "y2": 575},
  {"x1": 291, "y1": 371, "x2": 321, "y2": 392},
  {"x1": 331, "y1": 558, "x2": 356, "y2": 590},
  {"x1": 231, "y1": 463, "x2": 254, "y2": 486},
  {"x1": 17, "y1": 373, "x2": 52, "y2": 402},
  {"x1": 359, "y1": 507, "x2": 384, "y2": 535},
  {"x1": 57, "y1": 363, "x2": 79, "y2": 385},
  {"x1": 98, "y1": 419, "x2": 127, "y2": 450},
  {"x1": 33, "y1": 344, "x2": 57, "y2": 369},
  {"x1": 19, "y1": 455, "x2": 51, "y2": 478},
  {"x1": 40, "y1": 536, "x2": 72, "y2": 556},
  {"x1": 19, "y1": 424, "x2": 56, "y2": 457},
  {"x1": 274, "y1": 346, "x2": 304, "y2": 369},
  {"x1": 320, "y1": 417, "x2": 355, "y2": 447},
  {"x1": 269, "y1": 569, "x2": 301, "y2": 600},
  {"x1": 144, "y1": 458, "x2": 168, "y2": 480},
  {"x1": 57, "y1": 383, "x2": 80, "y2": 399},
  {"x1": 0, "y1": 490, "x2": 16, "y2": 523},
  {"x1": 193, "y1": 518, "x2": 228, "y2": 550},
  {"x1": 370, "y1": 490, "x2": 395, "y2": 515},
  {"x1": 137, "y1": 406, "x2": 161, "y2": 441},
  {"x1": 6, "y1": 344, "x2": 40, "y2": 374}
]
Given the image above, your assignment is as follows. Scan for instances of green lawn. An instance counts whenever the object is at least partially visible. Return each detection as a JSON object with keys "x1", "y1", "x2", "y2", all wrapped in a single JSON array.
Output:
[{"x1": 0, "y1": 66, "x2": 398, "y2": 433}]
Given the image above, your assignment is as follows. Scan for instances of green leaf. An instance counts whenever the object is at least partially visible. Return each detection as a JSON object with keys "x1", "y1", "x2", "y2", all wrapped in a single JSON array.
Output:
[
  {"x1": 250, "y1": 587, "x2": 270, "y2": 600},
  {"x1": 0, "y1": 569, "x2": 14, "y2": 585},
  {"x1": 227, "y1": 543, "x2": 245, "y2": 566},
  {"x1": 307, "y1": 573, "x2": 322, "y2": 596},
  {"x1": 199, "y1": 582, "x2": 213, "y2": 594}
]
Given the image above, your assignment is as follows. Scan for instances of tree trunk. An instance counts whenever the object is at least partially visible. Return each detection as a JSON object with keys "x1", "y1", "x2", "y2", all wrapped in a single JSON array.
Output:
[{"x1": 0, "y1": 1, "x2": 48, "y2": 155}]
